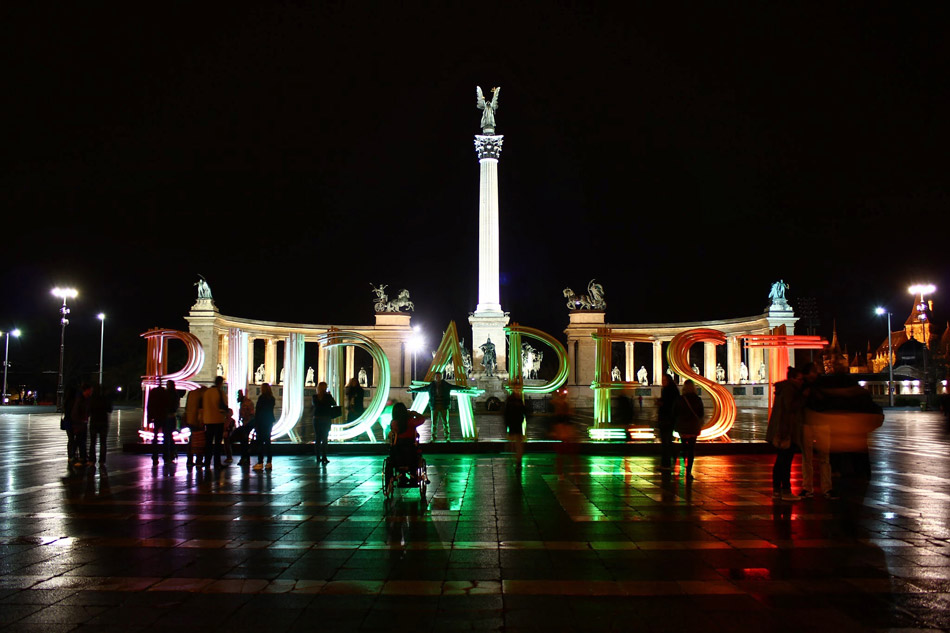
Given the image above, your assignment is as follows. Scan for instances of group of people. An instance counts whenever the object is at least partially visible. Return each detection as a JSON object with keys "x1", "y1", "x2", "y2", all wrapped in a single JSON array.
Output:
[
  {"x1": 655, "y1": 375, "x2": 705, "y2": 479},
  {"x1": 140, "y1": 375, "x2": 365, "y2": 470},
  {"x1": 766, "y1": 361, "x2": 882, "y2": 500},
  {"x1": 62, "y1": 383, "x2": 114, "y2": 468}
]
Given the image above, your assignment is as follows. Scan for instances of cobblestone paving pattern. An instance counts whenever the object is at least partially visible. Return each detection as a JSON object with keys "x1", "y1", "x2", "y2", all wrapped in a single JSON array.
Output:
[{"x1": 0, "y1": 409, "x2": 948, "y2": 632}]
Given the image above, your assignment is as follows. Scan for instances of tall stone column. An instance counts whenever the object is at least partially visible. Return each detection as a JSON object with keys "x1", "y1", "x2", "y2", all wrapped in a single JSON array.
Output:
[
  {"x1": 469, "y1": 133, "x2": 509, "y2": 378},
  {"x1": 727, "y1": 336, "x2": 741, "y2": 384},
  {"x1": 624, "y1": 341, "x2": 635, "y2": 382},
  {"x1": 704, "y1": 342, "x2": 717, "y2": 381},
  {"x1": 264, "y1": 338, "x2": 277, "y2": 385},
  {"x1": 652, "y1": 340, "x2": 663, "y2": 385}
]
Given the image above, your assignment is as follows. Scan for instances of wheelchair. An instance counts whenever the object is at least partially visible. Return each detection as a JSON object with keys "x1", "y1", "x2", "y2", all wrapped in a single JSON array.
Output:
[{"x1": 383, "y1": 437, "x2": 428, "y2": 498}]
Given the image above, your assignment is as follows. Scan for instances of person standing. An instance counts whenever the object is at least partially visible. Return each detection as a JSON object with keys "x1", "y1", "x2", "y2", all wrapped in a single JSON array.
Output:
[
  {"x1": 408, "y1": 372, "x2": 462, "y2": 441},
  {"x1": 765, "y1": 367, "x2": 805, "y2": 500},
  {"x1": 345, "y1": 377, "x2": 365, "y2": 422},
  {"x1": 801, "y1": 362, "x2": 837, "y2": 499},
  {"x1": 202, "y1": 376, "x2": 228, "y2": 468},
  {"x1": 656, "y1": 374, "x2": 680, "y2": 471},
  {"x1": 88, "y1": 384, "x2": 113, "y2": 467},
  {"x1": 504, "y1": 392, "x2": 527, "y2": 471},
  {"x1": 62, "y1": 385, "x2": 78, "y2": 465},
  {"x1": 312, "y1": 382, "x2": 337, "y2": 464},
  {"x1": 70, "y1": 384, "x2": 93, "y2": 467},
  {"x1": 673, "y1": 380, "x2": 704, "y2": 479},
  {"x1": 253, "y1": 383, "x2": 276, "y2": 471},
  {"x1": 236, "y1": 389, "x2": 255, "y2": 466}
]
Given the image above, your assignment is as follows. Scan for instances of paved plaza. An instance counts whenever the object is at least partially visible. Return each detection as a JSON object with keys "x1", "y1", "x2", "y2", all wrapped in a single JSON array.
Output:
[{"x1": 1, "y1": 409, "x2": 949, "y2": 632}]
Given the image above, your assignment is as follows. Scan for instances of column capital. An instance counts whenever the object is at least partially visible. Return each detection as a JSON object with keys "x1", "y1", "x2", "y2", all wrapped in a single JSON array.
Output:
[{"x1": 474, "y1": 134, "x2": 504, "y2": 160}]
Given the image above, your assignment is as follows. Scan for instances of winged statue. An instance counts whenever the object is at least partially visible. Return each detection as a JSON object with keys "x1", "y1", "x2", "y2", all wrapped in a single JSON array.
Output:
[{"x1": 476, "y1": 85, "x2": 500, "y2": 134}]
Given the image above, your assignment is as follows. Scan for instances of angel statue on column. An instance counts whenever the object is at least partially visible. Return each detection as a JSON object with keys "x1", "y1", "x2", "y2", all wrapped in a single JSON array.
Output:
[{"x1": 476, "y1": 86, "x2": 500, "y2": 134}]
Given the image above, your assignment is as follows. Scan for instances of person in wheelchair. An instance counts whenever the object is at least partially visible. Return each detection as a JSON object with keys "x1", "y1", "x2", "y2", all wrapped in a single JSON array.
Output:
[{"x1": 387, "y1": 403, "x2": 427, "y2": 485}]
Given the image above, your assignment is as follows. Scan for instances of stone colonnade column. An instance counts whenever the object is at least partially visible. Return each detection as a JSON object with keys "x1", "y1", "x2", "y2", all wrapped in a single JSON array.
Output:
[
  {"x1": 704, "y1": 341, "x2": 717, "y2": 381},
  {"x1": 264, "y1": 338, "x2": 277, "y2": 384},
  {"x1": 652, "y1": 340, "x2": 663, "y2": 385},
  {"x1": 727, "y1": 336, "x2": 741, "y2": 383},
  {"x1": 624, "y1": 341, "x2": 635, "y2": 382},
  {"x1": 246, "y1": 337, "x2": 255, "y2": 385}
]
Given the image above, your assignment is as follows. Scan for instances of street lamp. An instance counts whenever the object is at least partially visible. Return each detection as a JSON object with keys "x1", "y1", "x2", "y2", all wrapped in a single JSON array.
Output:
[
  {"x1": 874, "y1": 308, "x2": 894, "y2": 407},
  {"x1": 51, "y1": 287, "x2": 78, "y2": 412},
  {"x1": 408, "y1": 327, "x2": 424, "y2": 382},
  {"x1": 97, "y1": 313, "x2": 106, "y2": 385},
  {"x1": 908, "y1": 284, "x2": 936, "y2": 406},
  {"x1": 2, "y1": 328, "x2": 21, "y2": 404}
]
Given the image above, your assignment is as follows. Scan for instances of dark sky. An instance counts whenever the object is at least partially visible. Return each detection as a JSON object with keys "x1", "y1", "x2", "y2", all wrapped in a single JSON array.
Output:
[{"x1": 2, "y1": 3, "x2": 948, "y2": 386}]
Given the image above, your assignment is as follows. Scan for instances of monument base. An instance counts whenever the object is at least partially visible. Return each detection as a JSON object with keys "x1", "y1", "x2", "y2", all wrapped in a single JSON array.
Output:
[{"x1": 469, "y1": 310, "x2": 510, "y2": 380}]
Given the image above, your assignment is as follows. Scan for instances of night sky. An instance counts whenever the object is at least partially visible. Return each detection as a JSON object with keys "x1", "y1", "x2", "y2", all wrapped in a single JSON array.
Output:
[{"x1": 2, "y1": 4, "x2": 948, "y2": 391}]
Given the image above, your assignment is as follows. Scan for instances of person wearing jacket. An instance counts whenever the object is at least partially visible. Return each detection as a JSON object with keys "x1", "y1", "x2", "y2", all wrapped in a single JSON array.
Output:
[
  {"x1": 765, "y1": 367, "x2": 805, "y2": 500},
  {"x1": 252, "y1": 383, "x2": 276, "y2": 471},
  {"x1": 202, "y1": 376, "x2": 228, "y2": 469},
  {"x1": 312, "y1": 382, "x2": 337, "y2": 464},
  {"x1": 88, "y1": 384, "x2": 114, "y2": 467},
  {"x1": 673, "y1": 379, "x2": 704, "y2": 479},
  {"x1": 408, "y1": 372, "x2": 462, "y2": 442},
  {"x1": 655, "y1": 374, "x2": 680, "y2": 471}
]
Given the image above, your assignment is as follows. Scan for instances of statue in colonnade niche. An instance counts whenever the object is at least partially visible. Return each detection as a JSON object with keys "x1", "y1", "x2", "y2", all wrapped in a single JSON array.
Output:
[
  {"x1": 216, "y1": 363, "x2": 224, "y2": 377},
  {"x1": 459, "y1": 339, "x2": 474, "y2": 376},
  {"x1": 279, "y1": 367, "x2": 285, "y2": 385},
  {"x1": 691, "y1": 363, "x2": 700, "y2": 375},
  {"x1": 758, "y1": 363, "x2": 767, "y2": 382},
  {"x1": 358, "y1": 367, "x2": 368, "y2": 387},
  {"x1": 740, "y1": 362, "x2": 749, "y2": 383},
  {"x1": 637, "y1": 366, "x2": 648, "y2": 385},
  {"x1": 715, "y1": 363, "x2": 726, "y2": 383},
  {"x1": 254, "y1": 364, "x2": 265, "y2": 384},
  {"x1": 611, "y1": 366, "x2": 622, "y2": 382},
  {"x1": 305, "y1": 367, "x2": 315, "y2": 386}
]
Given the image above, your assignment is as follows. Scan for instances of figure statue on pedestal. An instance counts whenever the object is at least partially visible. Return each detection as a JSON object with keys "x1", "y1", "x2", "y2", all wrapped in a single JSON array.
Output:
[
  {"x1": 637, "y1": 366, "x2": 649, "y2": 385},
  {"x1": 370, "y1": 283, "x2": 415, "y2": 312},
  {"x1": 476, "y1": 85, "x2": 500, "y2": 134},
  {"x1": 691, "y1": 363, "x2": 700, "y2": 375},
  {"x1": 480, "y1": 337, "x2": 497, "y2": 378},
  {"x1": 521, "y1": 343, "x2": 538, "y2": 380},
  {"x1": 768, "y1": 280, "x2": 790, "y2": 308},
  {"x1": 254, "y1": 364, "x2": 265, "y2": 384},
  {"x1": 279, "y1": 367, "x2": 285, "y2": 385},
  {"x1": 758, "y1": 363, "x2": 767, "y2": 382},
  {"x1": 305, "y1": 367, "x2": 315, "y2": 387},
  {"x1": 611, "y1": 366, "x2": 622, "y2": 382},
  {"x1": 715, "y1": 363, "x2": 726, "y2": 383},
  {"x1": 666, "y1": 367, "x2": 676, "y2": 384},
  {"x1": 194, "y1": 275, "x2": 213, "y2": 300},
  {"x1": 563, "y1": 279, "x2": 607, "y2": 311},
  {"x1": 740, "y1": 362, "x2": 749, "y2": 383},
  {"x1": 358, "y1": 367, "x2": 368, "y2": 387},
  {"x1": 216, "y1": 363, "x2": 224, "y2": 377}
]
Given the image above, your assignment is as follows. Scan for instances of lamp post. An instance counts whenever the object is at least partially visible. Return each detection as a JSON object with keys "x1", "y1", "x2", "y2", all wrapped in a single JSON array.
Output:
[
  {"x1": 408, "y1": 326, "x2": 424, "y2": 383},
  {"x1": 908, "y1": 284, "x2": 936, "y2": 407},
  {"x1": 2, "y1": 329, "x2": 21, "y2": 404},
  {"x1": 51, "y1": 287, "x2": 78, "y2": 412},
  {"x1": 874, "y1": 308, "x2": 894, "y2": 407},
  {"x1": 97, "y1": 313, "x2": 105, "y2": 385}
]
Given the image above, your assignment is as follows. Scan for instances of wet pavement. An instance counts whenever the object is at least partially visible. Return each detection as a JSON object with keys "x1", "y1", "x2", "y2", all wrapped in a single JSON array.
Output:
[{"x1": 1, "y1": 409, "x2": 949, "y2": 632}]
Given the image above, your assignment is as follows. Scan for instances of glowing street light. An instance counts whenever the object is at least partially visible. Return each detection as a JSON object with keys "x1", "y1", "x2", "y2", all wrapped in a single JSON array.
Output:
[
  {"x1": 97, "y1": 313, "x2": 106, "y2": 385},
  {"x1": 51, "y1": 287, "x2": 78, "y2": 412},
  {"x1": 874, "y1": 307, "x2": 894, "y2": 407},
  {"x1": 2, "y1": 328, "x2": 21, "y2": 404},
  {"x1": 407, "y1": 328, "x2": 425, "y2": 382}
]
